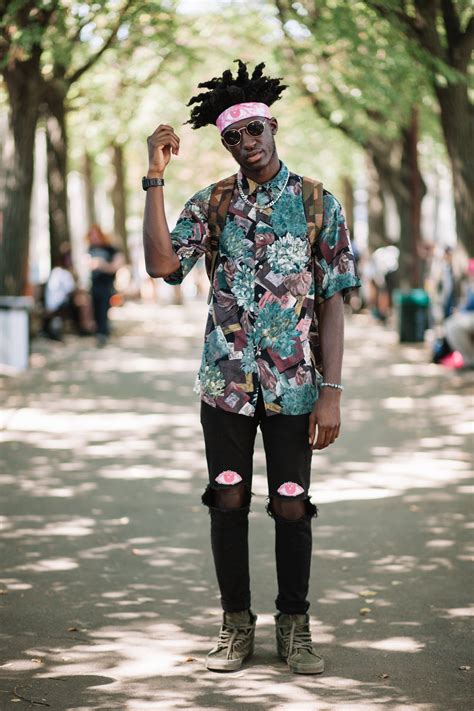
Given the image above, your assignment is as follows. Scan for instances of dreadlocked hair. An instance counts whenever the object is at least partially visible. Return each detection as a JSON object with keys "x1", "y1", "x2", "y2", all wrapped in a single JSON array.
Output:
[{"x1": 186, "y1": 60, "x2": 287, "y2": 129}]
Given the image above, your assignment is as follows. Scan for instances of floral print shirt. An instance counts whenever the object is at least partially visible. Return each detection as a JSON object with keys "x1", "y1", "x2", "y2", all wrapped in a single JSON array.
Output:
[{"x1": 165, "y1": 162, "x2": 361, "y2": 417}]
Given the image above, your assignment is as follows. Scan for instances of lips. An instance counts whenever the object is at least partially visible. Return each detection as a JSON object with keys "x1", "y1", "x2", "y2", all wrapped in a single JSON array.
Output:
[{"x1": 246, "y1": 150, "x2": 263, "y2": 163}]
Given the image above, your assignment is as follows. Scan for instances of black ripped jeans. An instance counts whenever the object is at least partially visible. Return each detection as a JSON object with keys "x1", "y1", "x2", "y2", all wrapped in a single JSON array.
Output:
[{"x1": 200, "y1": 389, "x2": 318, "y2": 615}]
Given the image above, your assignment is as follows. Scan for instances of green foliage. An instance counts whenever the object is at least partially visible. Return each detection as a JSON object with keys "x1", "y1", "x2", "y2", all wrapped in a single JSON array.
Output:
[
  {"x1": 363, "y1": 0, "x2": 473, "y2": 82},
  {"x1": 0, "y1": 1, "x2": 177, "y2": 81},
  {"x1": 70, "y1": 3, "x2": 358, "y2": 227},
  {"x1": 272, "y1": 0, "x2": 434, "y2": 144}
]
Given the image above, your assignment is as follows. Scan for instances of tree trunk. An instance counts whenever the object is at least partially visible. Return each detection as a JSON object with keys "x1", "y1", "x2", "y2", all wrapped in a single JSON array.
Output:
[
  {"x1": 365, "y1": 154, "x2": 389, "y2": 252},
  {"x1": 341, "y1": 176, "x2": 355, "y2": 240},
  {"x1": 436, "y1": 84, "x2": 474, "y2": 256},
  {"x1": 372, "y1": 145, "x2": 413, "y2": 289},
  {"x1": 0, "y1": 56, "x2": 42, "y2": 295},
  {"x1": 83, "y1": 150, "x2": 97, "y2": 227},
  {"x1": 44, "y1": 84, "x2": 70, "y2": 268},
  {"x1": 110, "y1": 142, "x2": 129, "y2": 262},
  {"x1": 407, "y1": 106, "x2": 422, "y2": 288},
  {"x1": 369, "y1": 115, "x2": 425, "y2": 290}
]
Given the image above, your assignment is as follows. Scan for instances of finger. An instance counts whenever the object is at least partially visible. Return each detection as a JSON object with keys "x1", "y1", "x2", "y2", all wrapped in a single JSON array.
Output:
[
  {"x1": 155, "y1": 129, "x2": 179, "y2": 144},
  {"x1": 150, "y1": 130, "x2": 179, "y2": 147},
  {"x1": 327, "y1": 424, "x2": 340, "y2": 445},
  {"x1": 318, "y1": 425, "x2": 336, "y2": 450},
  {"x1": 314, "y1": 425, "x2": 328, "y2": 450},
  {"x1": 155, "y1": 133, "x2": 179, "y2": 148},
  {"x1": 308, "y1": 416, "x2": 317, "y2": 446},
  {"x1": 164, "y1": 135, "x2": 180, "y2": 152},
  {"x1": 160, "y1": 124, "x2": 178, "y2": 134},
  {"x1": 152, "y1": 124, "x2": 175, "y2": 135},
  {"x1": 154, "y1": 136, "x2": 180, "y2": 156},
  {"x1": 154, "y1": 127, "x2": 180, "y2": 143}
]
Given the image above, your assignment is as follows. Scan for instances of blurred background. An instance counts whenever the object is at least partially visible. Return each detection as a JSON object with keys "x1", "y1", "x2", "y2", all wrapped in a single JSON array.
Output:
[{"x1": 0, "y1": 0, "x2": 472, "y2": 367}]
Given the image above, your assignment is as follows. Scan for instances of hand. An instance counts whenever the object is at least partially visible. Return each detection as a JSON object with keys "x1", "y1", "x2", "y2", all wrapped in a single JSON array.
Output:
[
  {"x1": 308, "y1": 388, "x2": 341, "y2": 450},
  {"x1": 147, "y1": 124, "x2": 180, "y2": 176}
]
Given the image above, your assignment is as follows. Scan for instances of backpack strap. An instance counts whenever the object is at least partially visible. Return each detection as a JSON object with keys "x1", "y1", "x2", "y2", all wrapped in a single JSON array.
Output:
[
  {"x1": 206, "y1": 174, "x2": 237, "y2": 304},
  {"x1": 302, "y1": 177, "x2": 324, "y2": 249}
]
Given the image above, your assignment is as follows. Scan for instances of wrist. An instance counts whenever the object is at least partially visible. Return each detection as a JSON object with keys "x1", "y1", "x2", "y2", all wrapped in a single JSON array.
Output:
[
  {"x1": 319, "y1": 382, "x2": 343, "y2": 396},
  {"x1": 147, "y1": 170, "x2": 164, "y2": 179}
]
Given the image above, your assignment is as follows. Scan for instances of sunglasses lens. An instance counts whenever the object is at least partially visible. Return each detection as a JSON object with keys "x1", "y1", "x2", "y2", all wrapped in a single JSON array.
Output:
[
  {"x1": 223, "y1": 130, "x2": 240, "y2": 146},
  {"x1": 247, "y1": 120, "x2": 265, "y2": 136}
]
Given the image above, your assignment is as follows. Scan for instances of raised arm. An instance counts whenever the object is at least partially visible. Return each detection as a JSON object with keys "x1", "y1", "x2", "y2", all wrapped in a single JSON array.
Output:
[{"x1": 143, "y1": 124, "x2": 181, "y2": 278}]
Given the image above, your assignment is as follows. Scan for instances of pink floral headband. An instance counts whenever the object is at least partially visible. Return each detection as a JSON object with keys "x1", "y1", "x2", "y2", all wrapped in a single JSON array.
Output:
[{"x1": 215, "y1": 102, "x2": 272, "y2": 133}]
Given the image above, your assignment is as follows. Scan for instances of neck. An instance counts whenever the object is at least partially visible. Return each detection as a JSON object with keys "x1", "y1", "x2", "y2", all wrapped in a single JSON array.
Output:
[{"x1": 240, "y1": 152, "x2": 281, "y2": 184}]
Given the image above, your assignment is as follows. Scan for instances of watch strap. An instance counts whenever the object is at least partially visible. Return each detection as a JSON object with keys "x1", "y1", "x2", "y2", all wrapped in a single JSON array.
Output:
[{"x1": 142, "y1": 176, "x2": 165, "y2": 190}]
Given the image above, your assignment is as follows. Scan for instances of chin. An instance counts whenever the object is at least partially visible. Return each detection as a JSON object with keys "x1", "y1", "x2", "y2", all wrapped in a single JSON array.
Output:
[{"x1": 242, "y1": 152, "x2": 267, "y2": 171}]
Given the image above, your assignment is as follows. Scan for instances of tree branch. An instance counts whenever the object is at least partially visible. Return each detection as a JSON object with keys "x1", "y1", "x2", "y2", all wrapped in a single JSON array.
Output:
[
  {"x1": 67, "y1": 11, "x2": 99, "y2": 45},
  {"x1": 304, "y1": 86, "x2": 368, "y2": 147},
  {"x1": 275, "y1": 0, "x2": 396, "y2": 148},
  {"x1": 364, "y1": 0, "x2": 420, "y2": 37},
  {"x1": 66, "y1": 0, "x2": 133, "y2": 85},
  {"x1": 441, "y1": 0, "x2": 461, "y2": 49},
  {"x1": 457, "y1": 15, "x2": 474, "y2": 71},
  {"x1": 66, "y1": 45, "x2": 176, "y2": 113},
  {"x1": 0, "y1": 0, "x2": 58, "y2": 70},
  {"x1": 413, "y1": 0, "x2": 446, "y2": 58},
  {"x1": 365, "y1": 0, "x2": 446, "y2": 61}
]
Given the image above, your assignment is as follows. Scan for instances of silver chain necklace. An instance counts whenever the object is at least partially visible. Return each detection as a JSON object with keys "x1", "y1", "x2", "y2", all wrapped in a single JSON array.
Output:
[{"x1": 237, "y1": 172, "x2": 289, "y2": 209}]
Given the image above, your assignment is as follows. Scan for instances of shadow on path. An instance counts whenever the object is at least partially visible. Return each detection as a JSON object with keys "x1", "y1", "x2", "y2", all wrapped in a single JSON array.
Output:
[{"x1": 0, "y1": 302, "x2": 472, "y2": 710}]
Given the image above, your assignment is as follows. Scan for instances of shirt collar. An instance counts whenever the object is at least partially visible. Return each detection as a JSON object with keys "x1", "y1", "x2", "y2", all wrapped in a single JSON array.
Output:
[{"x1": 238, "y1": 162, "x2": 289, "y2": 203}]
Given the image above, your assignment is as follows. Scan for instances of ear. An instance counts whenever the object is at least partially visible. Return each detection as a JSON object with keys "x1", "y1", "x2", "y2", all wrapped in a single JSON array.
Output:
[{"x1": 269, "y1": 118, "x2": 278, "y2": 135}]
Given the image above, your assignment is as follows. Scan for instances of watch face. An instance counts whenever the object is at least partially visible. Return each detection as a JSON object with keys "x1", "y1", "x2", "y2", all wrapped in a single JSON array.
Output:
[{"x1": 142, "y1": 177, "x2": 163, "y2": 190}]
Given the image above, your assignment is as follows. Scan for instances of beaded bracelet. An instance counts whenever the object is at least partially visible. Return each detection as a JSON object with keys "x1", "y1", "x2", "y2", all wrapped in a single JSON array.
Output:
[{"x1": 320, "y1": 382, "x2": 344, "y2": 391}]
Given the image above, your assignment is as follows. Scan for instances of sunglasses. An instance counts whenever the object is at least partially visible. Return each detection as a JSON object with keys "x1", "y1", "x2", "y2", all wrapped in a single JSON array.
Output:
[{"x1": 222, "y1": 119, "x2": 268, "y2": 147}]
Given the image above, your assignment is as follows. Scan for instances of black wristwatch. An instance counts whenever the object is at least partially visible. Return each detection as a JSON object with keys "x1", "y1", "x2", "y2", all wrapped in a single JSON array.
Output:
[{"x1": 142, "y1": 176, "x2": 165, "y2": 190}]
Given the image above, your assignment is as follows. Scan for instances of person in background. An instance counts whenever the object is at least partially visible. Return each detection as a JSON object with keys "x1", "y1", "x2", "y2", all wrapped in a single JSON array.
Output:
[
  {"x1": 86, "y1": 224, "x2": 125, "y2": 346},
  {"x1": 444, "y1": 258, "x2": 474, "y2": 369},
  {"x1": 43, "y1": 245, "x2": 93, "y2": 340},
  {"x1": 367, "y1": 245, "x2": 399, "y2": 323},
  {"x1": 43, "y1": 248, "x2": 76, "y2": 340},
  {"x1": 441, "y1": 247, "x2": 457, "y2": 319}
]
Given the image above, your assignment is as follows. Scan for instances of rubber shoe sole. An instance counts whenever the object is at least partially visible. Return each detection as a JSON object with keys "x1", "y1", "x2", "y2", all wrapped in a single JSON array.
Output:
[
  {"x1": 205, "y1": 642, "x2": 254, "y2": 671},
  {"x1": 278, "y1": 648, "x2": 324, "y2": 674}
]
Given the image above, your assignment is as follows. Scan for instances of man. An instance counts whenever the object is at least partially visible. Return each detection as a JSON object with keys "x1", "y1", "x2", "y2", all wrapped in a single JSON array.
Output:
[{"x1": 143, "y1": 61, "x2": 360, "y2": 674}]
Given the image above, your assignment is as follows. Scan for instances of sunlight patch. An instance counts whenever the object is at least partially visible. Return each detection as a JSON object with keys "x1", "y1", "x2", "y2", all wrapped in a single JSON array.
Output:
[{"x1": 344, "y1": 636, "x2": 424, "y2": 653}]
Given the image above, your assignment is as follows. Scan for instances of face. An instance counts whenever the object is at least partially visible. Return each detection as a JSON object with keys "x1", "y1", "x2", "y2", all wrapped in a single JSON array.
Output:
[
  {"x1": 88, "y1": 227, "x2": 102, "y2": 245},
  {"x1": 221, "y1": 116, "x2": 278, "y2": 173}
]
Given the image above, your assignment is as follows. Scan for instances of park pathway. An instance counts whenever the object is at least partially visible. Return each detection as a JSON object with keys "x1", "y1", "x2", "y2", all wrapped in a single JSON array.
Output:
[{"x1": 0, "y1": 300, "x2": 472, "y2": 711}]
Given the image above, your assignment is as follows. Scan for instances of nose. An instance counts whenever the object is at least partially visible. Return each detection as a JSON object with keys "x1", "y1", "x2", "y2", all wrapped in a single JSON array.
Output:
[{"x1": 241, "y1": 130, "x2": 257, "y2": 151}]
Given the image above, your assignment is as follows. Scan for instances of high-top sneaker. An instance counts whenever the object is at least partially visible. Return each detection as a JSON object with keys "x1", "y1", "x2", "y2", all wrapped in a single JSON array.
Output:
[
  {"x1": 275, "y1": 612, "x2": 324, "y2": 674},
  {"x1": 205, "y1": 609, "x2": 257, "y2": 671}
]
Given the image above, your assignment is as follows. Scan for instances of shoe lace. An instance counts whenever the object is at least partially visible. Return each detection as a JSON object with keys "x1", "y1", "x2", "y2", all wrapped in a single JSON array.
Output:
[
  {"x1": 283, "y1": 621, "x2": 313, "y2": 655},
  {"x1": 216, "y1": 622, "x2": 253, "y2": 659}
]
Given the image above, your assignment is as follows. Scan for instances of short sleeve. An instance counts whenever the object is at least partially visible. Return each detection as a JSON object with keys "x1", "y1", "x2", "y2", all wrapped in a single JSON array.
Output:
[
  {"x1": 163, "y1": 184, "x2": 214, "y2": 286},
  {"x1": 314, "y1": 191, "x2": 361, "y2": 301}
]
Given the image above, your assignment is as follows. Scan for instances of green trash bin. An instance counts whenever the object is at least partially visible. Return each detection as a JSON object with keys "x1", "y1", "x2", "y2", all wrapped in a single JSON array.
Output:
[{"x1": 394, "y1": 289, "x2": 430, "y2": 343}]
